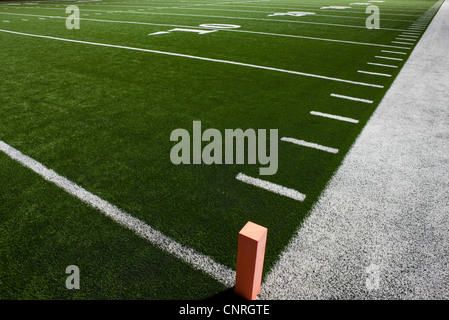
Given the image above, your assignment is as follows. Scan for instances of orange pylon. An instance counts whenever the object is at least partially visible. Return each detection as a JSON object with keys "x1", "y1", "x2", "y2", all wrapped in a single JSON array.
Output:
[{"x1": 234, "y1": 221, "x2": 268, "y2": 300}]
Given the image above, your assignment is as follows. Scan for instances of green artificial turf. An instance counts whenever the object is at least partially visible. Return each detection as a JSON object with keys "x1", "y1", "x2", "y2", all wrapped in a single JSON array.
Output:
[{"x1": 0, "y1": 0, "x2": 442, "y2": 299}]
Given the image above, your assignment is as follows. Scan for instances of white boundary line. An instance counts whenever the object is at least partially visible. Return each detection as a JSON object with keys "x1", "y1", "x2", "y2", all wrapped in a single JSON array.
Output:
[
  {"x1": 281, "y1": 137, "x2": 339, "y2": 154},
  {"x1": 0, "y1": 28, "x2": 384, "y2": 88},
  {"x1": 236, "y1": 173, "x2": 306, "y2": 202},
  {"x1": 0, "y1": 140, "x2": 235, "y2": 287}
]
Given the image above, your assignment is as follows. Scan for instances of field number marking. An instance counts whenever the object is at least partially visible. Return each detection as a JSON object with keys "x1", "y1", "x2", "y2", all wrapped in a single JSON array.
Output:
[{"x1": 149, "y1": 23, "x2": 240, "y2": 36}]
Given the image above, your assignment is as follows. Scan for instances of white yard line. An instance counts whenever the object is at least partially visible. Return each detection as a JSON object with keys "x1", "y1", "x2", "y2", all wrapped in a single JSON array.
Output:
[
  {"x1": 0, "y1": 5, "x2": 412, "y2": 31},
  {"x1": 144, "y1": 6, "x2": 416, "y2": 22},
  {"x1": 358, "y1": 70, "x2": 392, "y2": 77},
  {"x1": 310, "y1": 111, "x2": 359, "y2": 124},
  {"x1": 71, "y1": 2, "x2": 426, "y2": 15},
  {"x1": 0, "y1": 140, "x2": 235, "y2": 287},
  {"x1": 381, "y1": 50, "x2": 407, "y2": 55},
  {"x1": 391, "y1": 41, "x2": 414, "y2": 45},
  {"x1": 281, "y1": 137, "x2": 339, "y2": 154},
  {"x1": 367, "y1": 62, "x2": 399, "y2": 68},
  {"x1": 235, "y1": 173, "x2": 306, "y2": 202},
  {"x1": 202, "y1": 4, "x2": 426, "y2": 16},
  {"x1": 375, "y1": 55, "x2": 404, "y2": 61},
  {"x1": 396, "y1": 38, "x2": 416, "y2": 41},
  {"x1": 0, "y1": 28, "x2": 384, "y2": 88},
  {"x1": 330, "y1": 93, "x2": 374, "y2": 104},
  {"x1": 0, "y1": 11, "x2": 412, "y2": 50}
]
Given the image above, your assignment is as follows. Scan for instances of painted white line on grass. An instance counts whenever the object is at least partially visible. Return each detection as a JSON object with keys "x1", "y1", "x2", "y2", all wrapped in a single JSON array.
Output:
[
  {"x1": 368, "y1": 62, "x2": 399, "y2": 68},
  {"x1": 57, "y1": 2, "x2": 427, "y2": 16},
  {"x1": 0, "y1": 6, "x2": 412, "y2": 31},
  {"x1": 0, "y1": 28, "x2": 384, "y2": 88},
  {"x1": 396, "y1": 38, "x2": 416, "y2": 41},
  {"x1": 0, "y1": 140, "x2": 236, "y2": 287},
  {"x1": 392, "y1": 41, "x2": 414, "y2": 45},
  {"x1": 231, "y1": 29, "x2": 412, "y2": 50},
  {"x1": 375, "y1": 55, "x2": 403, "y2": 61},
  {"x1": 399, "y1": 34, "x2": 419, "y2": 37},
  {"x1": 0, "y1": 11, "x2": 412, "y2": 50},
  {"x1": 358, "y1": 70, "x2": 392, "y2": 77},
  {"x1": 330, "y1": 93, "x2": 374, "y2": 104},
  {"x1": 381, "y1": 50, "x2": 407, "y2": 55},
  {"x1": 281, "y1": 137, "x2": 339, "y2": 154},
  {"x1": 156, "y1": 6, "x2": 416, "y2": 23},
  {"x1": 203, "y1": 3, "x2": 426, "y2": 15},
  {"x1": 236, "y1": 173, "x2": 306, "y2": 202},
  {"x1": 310, "y1": 111, "x2": 359, "y2": 124}
]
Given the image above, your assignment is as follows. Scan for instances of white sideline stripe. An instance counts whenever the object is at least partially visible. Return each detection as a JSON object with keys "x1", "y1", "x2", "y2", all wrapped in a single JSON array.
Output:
[
  {"x1": 236, "y1": 173, "x2": 306, "y2": 202},
  {"x1": 375, "y1": 55, "x2": 404, "y2": 61},
  {"x1": 281, "y1": 137, "x2": 339, "y2": 154},
  {"x1": 358, "y1": 70, "x2": 392, "y2": 77},
  {"x1": 0, "y1": 11, "x2": 412, "y2": 50},
  {"x1": 381, "y1": 50, "x2": 407, "y2": 55},
  {"x1": 0, "y1": 140, "x2": 236, "y2": 287},
  {"x1": 0, "y1": 28, "x2": 384, "y2": 88},
  {"x1": 399, "y1": 34, "x2": 419, "y2": 38},
  {"x1": 330, "y1": 93, "x2": 373, "y2": 104},
  {"x1": 310, "y1": 111, "x2": 359, "y2": 124}
]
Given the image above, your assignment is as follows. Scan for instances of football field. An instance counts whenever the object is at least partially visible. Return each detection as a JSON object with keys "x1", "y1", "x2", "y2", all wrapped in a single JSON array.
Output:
[{"x1": 0, "y1": 0, "x2": 443, "y2": 299}]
